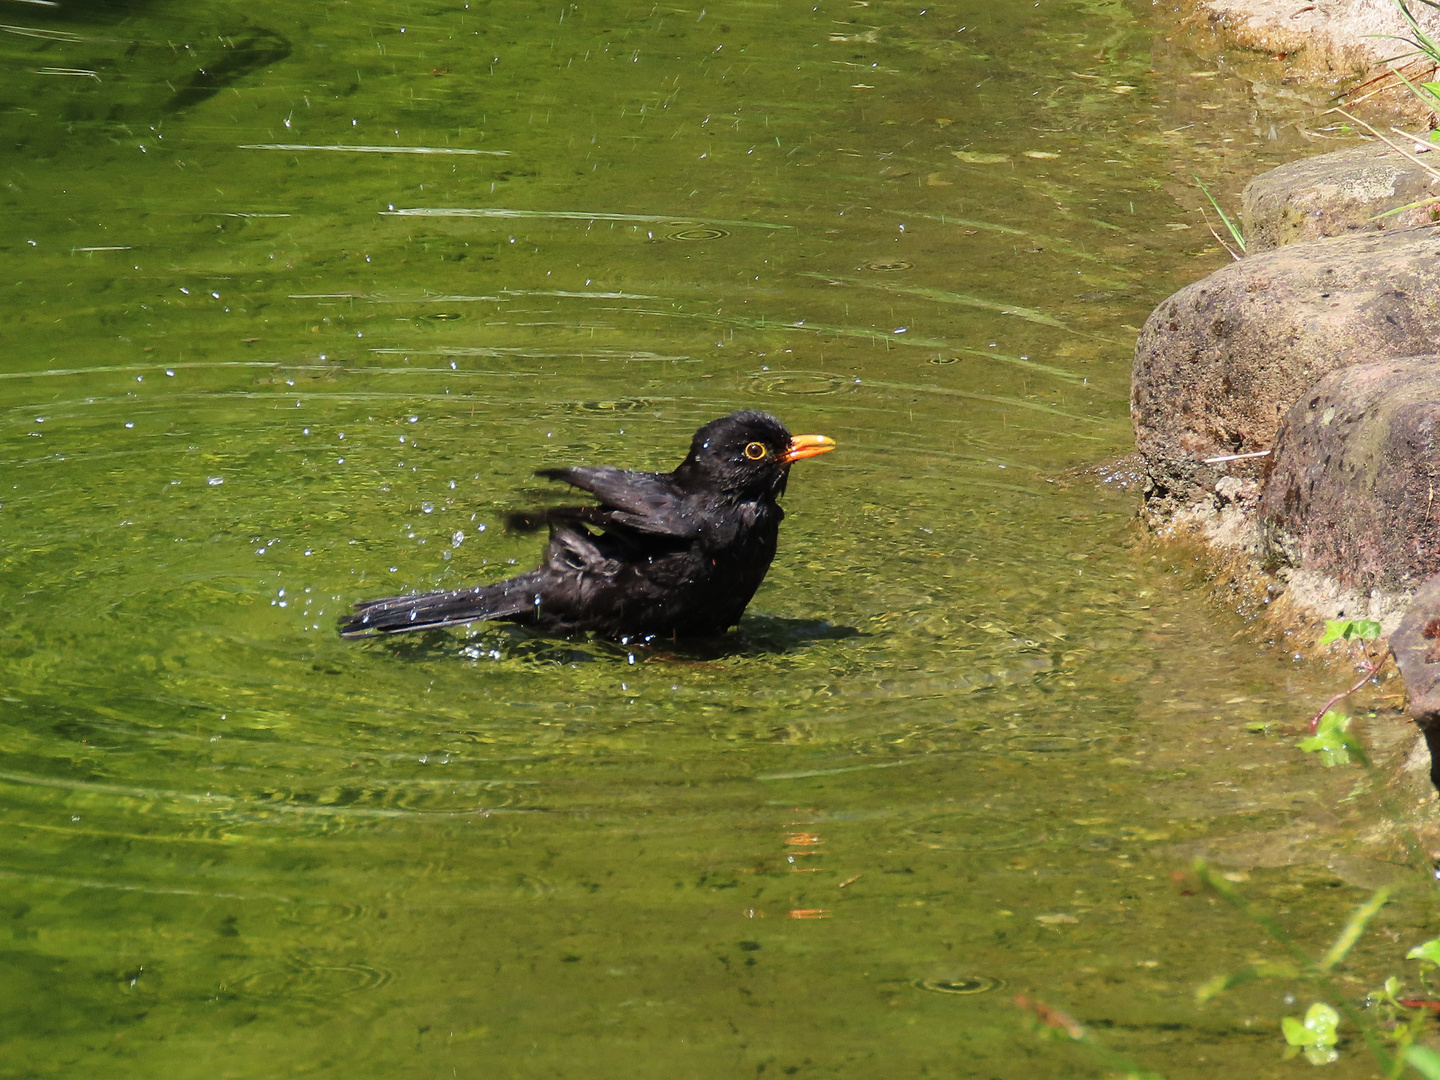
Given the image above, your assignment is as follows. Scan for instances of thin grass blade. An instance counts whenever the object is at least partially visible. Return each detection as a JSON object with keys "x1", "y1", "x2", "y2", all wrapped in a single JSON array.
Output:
[
  {"x1": 1193, "y1": 177, "x2": 1246, "y2": 253},
  {"x1": 1319, "y1": 886, "x2": 1393, "y2": 971}
]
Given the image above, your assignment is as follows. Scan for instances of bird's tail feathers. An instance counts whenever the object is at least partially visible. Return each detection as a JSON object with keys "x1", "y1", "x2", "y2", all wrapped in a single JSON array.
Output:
[{"x1": 338, "y1": 572, "x2": 542, "y2": 637}]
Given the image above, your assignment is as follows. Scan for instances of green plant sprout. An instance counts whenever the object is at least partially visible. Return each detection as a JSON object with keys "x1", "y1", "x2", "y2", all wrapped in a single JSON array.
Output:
[
  {"x1": 1283, "y1": 1002, "x2": 1341, "y2": 1064},
  {"x1": 1299, "y1": 619, "x2": 1393, "y2": 741},
  {"x1": 1193, "y1": 175, "x2": 1246, "y2": 259},
  {"x1": 1407, "y1": 938, "x2": 1440, "y2": 977},
  {"x1": 1299, "y1": 710, "x2": 1364, "y2": 767},
  {"x1": 1319, "y1": 618, "x2": 1383, "y2": 647},
  {"x1": 1191, "y1": 864, "x2": 1440, "y2": 1073},
  {"x1": 1366, "y1": 947, "x2": 1440, "y2": 1077}
]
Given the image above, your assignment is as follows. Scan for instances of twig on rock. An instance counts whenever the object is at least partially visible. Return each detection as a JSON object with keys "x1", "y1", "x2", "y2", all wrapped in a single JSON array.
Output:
[{"x1": 1203, "y1": 449, "x2": 1271, "y2": 464}]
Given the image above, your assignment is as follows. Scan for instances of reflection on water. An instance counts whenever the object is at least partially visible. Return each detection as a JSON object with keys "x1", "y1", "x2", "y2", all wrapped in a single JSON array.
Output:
[{"x1": 0, "y1": 0, "x2": 1414, "y2": 1076}]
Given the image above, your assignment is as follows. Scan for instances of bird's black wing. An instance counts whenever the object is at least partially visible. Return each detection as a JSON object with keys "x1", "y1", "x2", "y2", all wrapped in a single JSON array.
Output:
[{"x1": 517, "y1": 466, "x2": 701, "y2": 538}]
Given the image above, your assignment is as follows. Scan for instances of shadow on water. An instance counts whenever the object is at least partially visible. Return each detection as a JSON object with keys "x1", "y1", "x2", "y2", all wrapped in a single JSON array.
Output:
[
  {"x1": 17, "y1": 0, "x2": 159, "y2": 20},
  {"x1": 164, "y1": 26, "x2": 291, "y2": 111},
  {"x1": 1, "y1": 6, "x2": 291, "y2": 155},
  {"x1": 706, "y1": 614, "x2": 863, "y2": 655},
  {"x1": 347, "y1": 615, "x2": 862, "y2": 666}
]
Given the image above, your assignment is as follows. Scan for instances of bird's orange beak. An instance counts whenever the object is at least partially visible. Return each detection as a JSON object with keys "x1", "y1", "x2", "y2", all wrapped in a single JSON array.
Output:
[{"x1": 780, "y1": 433, "x2": 837, "y2": 464}]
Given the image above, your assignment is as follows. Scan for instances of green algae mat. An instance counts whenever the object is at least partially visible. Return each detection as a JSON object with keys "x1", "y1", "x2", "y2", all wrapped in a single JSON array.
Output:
[{"x1": 0, "y1": 0, "x2": 1428, "y2": 1076}]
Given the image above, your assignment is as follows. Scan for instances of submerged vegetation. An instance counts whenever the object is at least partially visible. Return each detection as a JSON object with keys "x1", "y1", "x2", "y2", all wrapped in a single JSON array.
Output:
[{"x1": 1017, "y1": 615, "x2": 1440, "y2": 1074}]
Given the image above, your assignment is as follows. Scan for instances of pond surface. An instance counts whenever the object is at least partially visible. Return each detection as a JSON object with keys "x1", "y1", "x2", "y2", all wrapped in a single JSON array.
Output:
[{"x1": 0, "y1": 0, "x2": 1429, "y2": 1076}]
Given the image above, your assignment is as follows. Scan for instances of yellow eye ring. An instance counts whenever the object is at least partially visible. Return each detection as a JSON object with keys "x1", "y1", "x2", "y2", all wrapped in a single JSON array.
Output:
[{"x1": 744, "y1": 441, "x2": 768, "y2": 460}]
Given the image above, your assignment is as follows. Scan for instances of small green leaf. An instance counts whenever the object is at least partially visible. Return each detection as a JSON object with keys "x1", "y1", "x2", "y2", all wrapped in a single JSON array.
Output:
[
  {"x1": 1303, "y1": 1002, "x2": 1340, "y2": 1046},
  {"x1": 1282, "y1": 1003, "x2": 1342, "y2": 1055},
  {"x1": 1282, "y1": 1016, "x2": 1310, "y2": 1046},
  {"x1": 1319, "y1": 618, "x2": 1382, "y2": 645},
  {"x1": 1407, "y1": 938, "x2": 1440, "y2": 966},
  {"x1": 1303, "y1": 1045, "x2": 1340, "y2": 1066},
  {"x1": 1298, "y1": 712, "x2": 1354, "y2": 766},
  {"x1": 1408, "y1": 1045, "x2": 1440, "y2": 1079}
]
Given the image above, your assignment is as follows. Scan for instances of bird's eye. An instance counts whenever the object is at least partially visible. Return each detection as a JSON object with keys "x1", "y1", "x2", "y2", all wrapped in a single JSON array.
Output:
[{"x1": 744, "y1": 442, "x2": 767, "y2": 460}]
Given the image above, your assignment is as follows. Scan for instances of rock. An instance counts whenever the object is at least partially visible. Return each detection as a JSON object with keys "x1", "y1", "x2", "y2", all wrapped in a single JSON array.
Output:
[
  {"x1": 1131, "y1": 224, "x2": 1440, "y2": 517},
  {"x1": 1173, "y1": 0, "x2": 1440, "y2": 117},
  {"x1": 1259, "y1": 356, "x2": 1440, "y2": 591},
  {"x1": 1388, "y1": 573, "x2": 1440, "y2": 793},
  {"x1": 1242, "y1": 142, "x2": 1440, "y2": 252}
]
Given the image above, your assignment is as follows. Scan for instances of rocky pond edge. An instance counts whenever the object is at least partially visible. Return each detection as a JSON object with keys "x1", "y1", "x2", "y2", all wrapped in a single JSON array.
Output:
[{"x1": 1128, "y1": 130, "x2": 1440, "y2": 829}]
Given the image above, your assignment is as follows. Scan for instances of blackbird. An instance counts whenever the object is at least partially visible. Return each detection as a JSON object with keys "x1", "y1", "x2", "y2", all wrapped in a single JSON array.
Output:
[{"x1": 338, "y1": 410, "x2": 836, "y2": 640}]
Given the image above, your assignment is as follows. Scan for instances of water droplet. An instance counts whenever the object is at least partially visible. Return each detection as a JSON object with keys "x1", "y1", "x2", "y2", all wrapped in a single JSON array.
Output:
[{"x1": 208, "y1": 477, "x2": 224, "y2": 486}]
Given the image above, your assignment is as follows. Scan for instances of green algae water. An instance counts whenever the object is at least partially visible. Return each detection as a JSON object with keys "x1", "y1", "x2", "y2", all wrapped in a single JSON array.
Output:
[{"x1": 0, "y1": 1, "x2": 1428, "y2": 1077}]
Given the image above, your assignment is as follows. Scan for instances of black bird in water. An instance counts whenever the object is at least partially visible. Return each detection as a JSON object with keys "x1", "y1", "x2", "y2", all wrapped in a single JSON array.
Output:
[{"x1": 338, "y1": 410, "x2": 836, "y2": 640}]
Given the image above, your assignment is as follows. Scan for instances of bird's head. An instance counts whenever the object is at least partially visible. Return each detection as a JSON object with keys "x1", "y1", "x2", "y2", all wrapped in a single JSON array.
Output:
[{"x1": 675, "y1": 410, "x2": 836, "y2": 498}]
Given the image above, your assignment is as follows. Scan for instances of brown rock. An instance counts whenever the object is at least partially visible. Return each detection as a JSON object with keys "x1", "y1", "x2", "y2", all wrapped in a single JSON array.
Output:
[
  {"x1": 1131, "y1": 225, "x2": 1440, "y2": 515},
  {"x1": 1259, "y1": 356, "x2": 1440, "y2": 591},
  {"x1": 1242, "y1": 142, "x2": 1440, "y2": 253},
  {"x1": 1389, "y1": 573, "x2": 1440, "y2": 793},
  {"x1": 1170, "y1": 0, "x2": 1440, "y2": 122}
]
